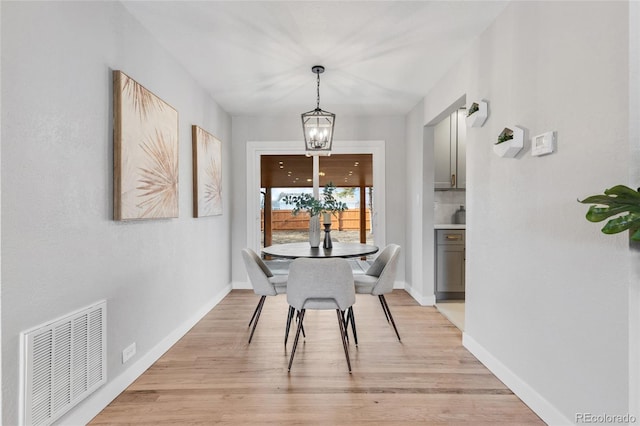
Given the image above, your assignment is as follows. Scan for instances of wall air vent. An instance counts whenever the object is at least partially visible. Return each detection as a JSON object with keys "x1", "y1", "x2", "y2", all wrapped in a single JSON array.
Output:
[{"x1": 20, "y1": 300, "x2": 106, "y2": 426}]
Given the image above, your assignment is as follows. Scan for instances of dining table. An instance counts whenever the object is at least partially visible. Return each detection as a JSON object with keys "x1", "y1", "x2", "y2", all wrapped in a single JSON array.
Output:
[{"x1": 262, "y1": 242, "x2": 379, "y2": 259}]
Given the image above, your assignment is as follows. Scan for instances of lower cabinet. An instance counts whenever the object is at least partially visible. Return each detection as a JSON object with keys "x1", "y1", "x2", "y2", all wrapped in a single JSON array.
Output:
[{"x1": 435, "y1": 229, "x2": 465, "y2": 300}]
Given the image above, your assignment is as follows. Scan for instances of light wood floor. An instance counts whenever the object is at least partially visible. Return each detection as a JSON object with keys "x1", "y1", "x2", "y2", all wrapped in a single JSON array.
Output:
[{"x1": 90, "y1": 290, "x2": 544, "y2": 425}]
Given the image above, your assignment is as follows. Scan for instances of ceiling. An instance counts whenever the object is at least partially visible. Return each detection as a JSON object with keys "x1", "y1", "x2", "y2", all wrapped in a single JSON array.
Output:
[
  {"x1": 261, "y1": 154, "x2": 373, "y2": 188},
  {"x1": 121, "y1": 1, "x2": 508, "y2": 116}
]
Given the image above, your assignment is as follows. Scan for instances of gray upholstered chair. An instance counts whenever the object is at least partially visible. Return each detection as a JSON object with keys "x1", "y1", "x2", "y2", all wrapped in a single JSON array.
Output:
[
  {"x1": 353, "y1": 244, "x2": 401, "y2": 341},
  {"x1": 241, "y1": 248, "x2": 287, "y2": 344},
  {"x1": 286, "y1": 258, "x2": 355, "y2": 372}
]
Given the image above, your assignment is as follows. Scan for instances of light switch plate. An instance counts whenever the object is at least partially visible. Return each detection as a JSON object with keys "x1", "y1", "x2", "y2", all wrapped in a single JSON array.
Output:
[
  {"x1": 532, "y1": 131, "x2": 556, "y2": 156},
  {"x1": 122, "y1": 342, "x2": 136, "y2": 364}
]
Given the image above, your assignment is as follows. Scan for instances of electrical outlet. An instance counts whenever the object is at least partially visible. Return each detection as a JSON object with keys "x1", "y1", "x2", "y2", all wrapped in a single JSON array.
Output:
[{"x1": 122, "y1": 342, "x2": 136, "y2": 364}]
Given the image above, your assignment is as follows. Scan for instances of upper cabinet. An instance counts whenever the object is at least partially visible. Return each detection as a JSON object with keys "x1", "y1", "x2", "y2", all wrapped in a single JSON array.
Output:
[{"x1": 434, "y1": 109, "x2": 466, "y2": 190}]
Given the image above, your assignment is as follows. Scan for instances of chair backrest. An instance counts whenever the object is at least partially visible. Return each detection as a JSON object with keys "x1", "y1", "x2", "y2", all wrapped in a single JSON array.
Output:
[
  {"x1": 287, "y1": 258, "x2": 355, "y2": 311},
  {"x1": 241, "y1": 248, "x2": 277, "y2": 296},
  {"x1": 365, "y1": 244, "x2": 401, "y2": 295}
]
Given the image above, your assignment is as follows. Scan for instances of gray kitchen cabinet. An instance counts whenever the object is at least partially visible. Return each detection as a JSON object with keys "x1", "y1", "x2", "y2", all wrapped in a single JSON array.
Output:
[
  {"x1": 434, "y1": 109, "x2": 466, "y2": 190},
  {"x1": 435, "y1": 229, "x2": 465, "y2": 299}
]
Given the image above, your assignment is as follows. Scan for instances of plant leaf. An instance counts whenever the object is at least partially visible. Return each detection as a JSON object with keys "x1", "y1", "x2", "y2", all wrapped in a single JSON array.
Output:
[
  {"x1": 600, "y1": 213, "x2": 640, "y2": 234},
  {"x1": 579, "y1": 195, "x2": 619, "y2": 206},
  {"x1": 580, "y1": 186, "x2": 640, "y2": 238},
  {"x1": 585, "y1": 205, "x2": 635, "y2": 222},
  {"x1": 604, "y1": 185, "x2": 640, "y2": 198}
]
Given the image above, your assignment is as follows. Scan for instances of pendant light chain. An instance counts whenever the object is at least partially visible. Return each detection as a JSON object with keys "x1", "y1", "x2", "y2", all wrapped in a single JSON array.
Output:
[{"x1": 316, "y1": 71, "x2": 321, "y2": 110}]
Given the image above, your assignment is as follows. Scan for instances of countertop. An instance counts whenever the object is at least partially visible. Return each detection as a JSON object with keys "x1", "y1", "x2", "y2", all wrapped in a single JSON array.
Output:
[{"x1": 434, "y1": 224, "x2": 466, "y2": 229}]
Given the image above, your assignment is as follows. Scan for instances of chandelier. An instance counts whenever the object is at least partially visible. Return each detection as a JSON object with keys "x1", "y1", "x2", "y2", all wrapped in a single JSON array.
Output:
[{"x1": 301, "y1": 65, "x2": 335, "y2": 153}]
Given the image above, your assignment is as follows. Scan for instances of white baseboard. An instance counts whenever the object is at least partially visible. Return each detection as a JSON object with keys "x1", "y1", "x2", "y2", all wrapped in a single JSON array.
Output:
[
  {"x1": 404, "y1": 283, "x2": 435, "y2": 306},
  {"x1": 422, "y1": 293, "x2": 436, "y2": 306},
  {"x1": 462, "y1": 333, "x2": 571, "y2": 425},
  {"x1": 59, "y1": 283, "x2": 232, "y2": 425},
  {"x1": 232, "y1": 280, "x2": 251, "y2": 290}
]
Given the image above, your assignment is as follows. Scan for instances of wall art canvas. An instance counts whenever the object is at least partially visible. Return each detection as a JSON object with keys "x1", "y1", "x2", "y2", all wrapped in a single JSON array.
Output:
[
  {"x1": 113, "y1": 70, "x2": 179, "y2": 220},
  {"x1": 192, "y1": 125, "x2": 222, "y2": 217}
]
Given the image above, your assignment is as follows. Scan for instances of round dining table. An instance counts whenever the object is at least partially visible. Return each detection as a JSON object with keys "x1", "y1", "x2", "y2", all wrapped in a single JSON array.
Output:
[{"x1": 262, "y1": 242, "x2": 379, "y2": 259}]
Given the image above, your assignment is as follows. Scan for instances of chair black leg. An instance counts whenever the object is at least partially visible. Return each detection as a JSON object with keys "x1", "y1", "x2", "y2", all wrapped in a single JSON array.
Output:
[
  {"x1": 248, "y1": 296, "x2": 266, "y2": 344},
  {"x1": 341, "y1": 310, "x2": 350, "y2": 344},
  {"x1": 341, "y1": 308, "x2": 359, "y2": 346},
  {"x1": 288, "y1": 309, "x2": 306, "y2": 372},
  {"x1": 296, "y1": 310, "x2": 306, "y2": 338},
  {"x1": 248, "y1": 295, "x2": 266, "y2": 327},
  {"x1": 378, "y1": 295, "x2": 390, "y2": 323},
  {"x1": 348, "y1": 306, "x2": 358, "y2": 346},
  {"x1": 380, "y1": 295, "x2": 401, "y2": 341},
  {"x1": 336, "y1": 309, "x2": 352, "y2": 373},
  {"x1": 285, "y1": 305, "x2": 294, "y2": 346}
]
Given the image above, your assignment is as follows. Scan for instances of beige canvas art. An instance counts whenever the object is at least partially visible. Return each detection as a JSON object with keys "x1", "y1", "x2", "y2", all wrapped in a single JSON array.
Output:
[
  {"x1": 192, "y1": 125, "x2": 222, "y2": 217},
  {"x1": 113, "y1": 71, "x2": 179, "y2": 220}
]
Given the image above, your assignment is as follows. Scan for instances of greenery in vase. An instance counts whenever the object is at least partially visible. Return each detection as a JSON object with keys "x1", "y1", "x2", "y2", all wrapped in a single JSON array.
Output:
[
  {"x1": 283, "y1": 182, "x2": 348, "y2": 218},
  {"x1": 578, "y1": 185, "x2": 640, "y2": 241},
  {"x1": 496, "y1": 132, "x2": 513, "y2": 145},
  {"x1": 467, "y1": 103, "x2": 479, "y2": 116}
]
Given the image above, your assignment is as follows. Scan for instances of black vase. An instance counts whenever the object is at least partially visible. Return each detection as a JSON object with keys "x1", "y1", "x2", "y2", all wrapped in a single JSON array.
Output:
[{"x1": 323, "y1": 222, "x2": 332, "y2": 249}]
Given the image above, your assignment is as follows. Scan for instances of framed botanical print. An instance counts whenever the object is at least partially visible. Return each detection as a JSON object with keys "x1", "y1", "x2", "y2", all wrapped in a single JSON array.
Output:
[
  {"x1": 192, "y1": 125, "x2": 222, "y2": 217},
  {"x1": 113, "y1": 70, "x2": 179, "y2": 220}
]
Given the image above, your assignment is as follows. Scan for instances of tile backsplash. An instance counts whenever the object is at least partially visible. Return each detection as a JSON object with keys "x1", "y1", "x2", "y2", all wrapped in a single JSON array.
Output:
[{"x1": 434, "y1": 191, "x2": 466, "y2": 224}]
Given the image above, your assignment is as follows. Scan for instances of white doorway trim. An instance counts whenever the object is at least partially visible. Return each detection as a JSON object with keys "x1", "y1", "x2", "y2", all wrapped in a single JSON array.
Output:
[{"x1": 245, "y1": 140, "x2": 386, "y2": 253}]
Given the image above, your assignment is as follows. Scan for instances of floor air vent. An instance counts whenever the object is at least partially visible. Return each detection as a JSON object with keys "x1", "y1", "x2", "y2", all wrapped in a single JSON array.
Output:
[{"x1": 21, "y1": 301, "x2": 106, "y2": 426}]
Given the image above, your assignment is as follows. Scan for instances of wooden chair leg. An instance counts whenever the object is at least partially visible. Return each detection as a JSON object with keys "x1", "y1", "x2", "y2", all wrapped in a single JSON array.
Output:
[
  {"x1": 380, "y1": 295, "x2": 401, "y2": 341},
  {"x1": 288, "y1": 309, "x2": 306, "y2": 372},
  {"x1": 336, "y1": 310, "x2": 352, "y2": 372},
  {"x1": 248, "y1": 296, "x2": 266, "y2": 344}
]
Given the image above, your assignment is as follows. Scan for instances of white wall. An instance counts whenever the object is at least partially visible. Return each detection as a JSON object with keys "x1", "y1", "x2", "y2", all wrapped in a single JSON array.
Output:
[
  {"x1": 416, "y1": 1, "x2": 631, "y2": 422},
  {"x1": 231, "y1": 115, "x2": 406, "y2": 286},
  {"x1": 1, "y1": 3, "x2": 232, "y2": 425},
  {"x1": 629, "y1": 1, "x2": 640, "y2": 418},
  {"x1": 404, "y1": 100, "x2": 436, "y2": 304},
  {"x1": 404, "y1": 102, "x2": 422, "y2": 298},
  {"x1": 0, "y1": 2, "x2": 3, "y2": 421}
]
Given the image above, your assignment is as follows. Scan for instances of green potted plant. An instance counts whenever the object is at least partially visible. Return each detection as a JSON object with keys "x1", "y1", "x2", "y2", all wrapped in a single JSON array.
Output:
[
  {"x1": 466, "y1": 101, "x2": 488, "y2": 128},
  {"x1": 578, "y1": 185, "x2": 640, "y2": 241},
  {"x1": 284, "y1": 182, "x2": 348, "y2": 217},
  {"x1": 284, "y1": 192, "x2": 325, "y2": 217},
  {"x1": 283, "y1": 183, "x2": 347, "y2": 247},
  {"x1": 496, "y1": 132, "x2": 513, "y2": 144},
  {"x1": 494, "y1": 126, "x2": 523, "y2": 158}
]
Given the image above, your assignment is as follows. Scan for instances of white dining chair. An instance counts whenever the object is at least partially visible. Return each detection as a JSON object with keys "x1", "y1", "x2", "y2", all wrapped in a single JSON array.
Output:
[
  {"x1": 241, "y1": 248, "x2": 287, "y2": 344},
  {"x1": 286, "y1": 258, "x2": 355, "y2": 372},
  {"x1": 352, "y1": 244, "x2": 401, "y2": 341}
]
